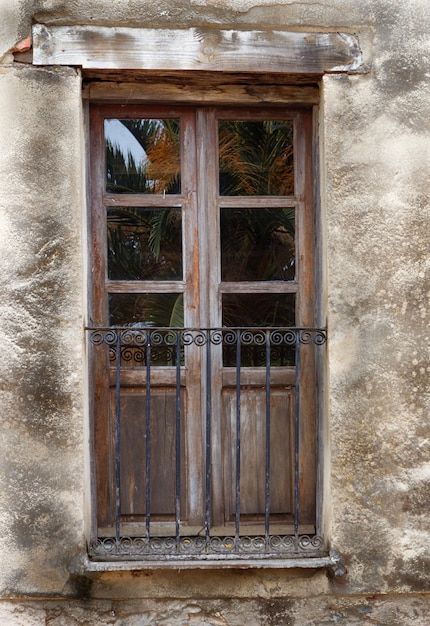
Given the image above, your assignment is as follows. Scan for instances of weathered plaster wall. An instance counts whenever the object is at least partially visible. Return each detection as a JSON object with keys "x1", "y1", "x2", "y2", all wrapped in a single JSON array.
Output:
[
  {"x1": 324, "y1": 69, "x2": 430, "y2": 594},
  {"x1": 0, "y1": 63, "x2": 86, "y2": 594},
  {"x1": 321, "y1": 1, "x2": 430, "y2": 594},
  {"x1": 0, "y1": 0, "x2": 429, "y2": 623}
]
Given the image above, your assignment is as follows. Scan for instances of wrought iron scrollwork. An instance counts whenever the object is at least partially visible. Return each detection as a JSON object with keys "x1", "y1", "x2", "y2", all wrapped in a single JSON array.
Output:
[
  {"x1": 89, "y1": 533, "x2": 326, "y2": 560},
  {"x1": 87, "y1": 326, "x2": 327, "y2": 368},
  {"x1": 86, "y1": 325, "x2": 327, "y2": 562}
]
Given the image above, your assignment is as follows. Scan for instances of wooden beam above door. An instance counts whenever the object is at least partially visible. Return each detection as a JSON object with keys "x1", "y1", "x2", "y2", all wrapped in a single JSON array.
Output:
[{"x1": 32, "y1": 25, "x2": 362, "y2": 74}]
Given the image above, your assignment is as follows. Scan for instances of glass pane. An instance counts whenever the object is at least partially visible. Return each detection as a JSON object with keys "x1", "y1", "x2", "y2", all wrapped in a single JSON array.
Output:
[
  {"x1": 107, "y1": 208, "x2": 182, "y2": 281},
  {"x1": 105, "y1": 119, "x2": 181, "y2": 194},
  {"x1": 221, "y1": 208, "x2": 295, "y2": 281},
  {"x1": 109, "y1": 294, "x2": 184, "y2": 367},
  {"x1": 222, "y1": 294, "x2": 296, "y2": 367},
  {"x1": 223, "y1": 293, "x2": 295, "y2": 328},
  {"x1": 109, "y1": 293, "x2": 184, "y2": 327},
  {"x1": 219, "y1": 120, "x2": 294, "y2": 196}
]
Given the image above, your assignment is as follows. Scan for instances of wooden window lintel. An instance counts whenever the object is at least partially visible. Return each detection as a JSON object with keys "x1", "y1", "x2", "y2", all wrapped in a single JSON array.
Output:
[{"x1": 33, "y1": 24, "x2": 362, "y2": 74}]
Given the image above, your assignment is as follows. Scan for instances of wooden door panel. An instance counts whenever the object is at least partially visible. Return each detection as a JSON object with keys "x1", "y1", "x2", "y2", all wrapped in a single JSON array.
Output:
[
  {"x1": 115, "y1": 389, "x2": 186, "y2": 518},
  {"x1": 222, "y1": 387, "x2": 295, "y2": 521}
]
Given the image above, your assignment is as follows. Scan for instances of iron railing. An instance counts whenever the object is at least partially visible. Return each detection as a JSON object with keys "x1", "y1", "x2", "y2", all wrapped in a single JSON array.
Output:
[{"x1": 87, "y1": 326, "x2": 327, "y2": 561}]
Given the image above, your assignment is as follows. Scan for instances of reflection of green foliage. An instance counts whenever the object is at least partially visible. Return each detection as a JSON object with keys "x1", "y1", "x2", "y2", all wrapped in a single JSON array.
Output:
[
  {"x1": 109, "y1": 293, "x2": 183, "y2": 328},
  {"x1": 106, "y1": 119, "x2": 296, "y2": 337},
  {"x1": 221, "y1": 208, "x2": 295, "y2": 281},
  {"x1": 223, "y1": 293, "x2": 295, "y2": 328},
  {"x1": 168, "y1": 293, "x2": 184, "y2": 327},
  {"x1": 106, "y1": 141, "x2": 147, "y2": 193},
  {"x1": 222, "y1": 294, "x2": 296, "y2": 366},
  {"x1": 107, "y1": 207, "x2": 182, "y2": 281},
  {"x1": 148, "y1": 208, "x2": 181, "y2": 261},
  {"x1": 109, "y1": 293, "x2": 184, "y2": 365},
  {"x1": 219, "y1": 121, "x2": 294, "y2": 196},
  {"x1": 106, "y1": 119, "x2": 180, "y2": 194},
  {"x1": 106, "y1": 118, "x2": 182, "y2": 327}
]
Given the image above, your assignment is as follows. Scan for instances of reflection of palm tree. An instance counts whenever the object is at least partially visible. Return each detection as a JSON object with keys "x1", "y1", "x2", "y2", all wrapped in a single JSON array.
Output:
[
  {"x1": 219, "y1": 120, "x2": 294, "y2": 196},
  {"x1": 107, "y1": 119, "x2": 180, "y2": 194},
  {"x1": 219, "y1": 120, "x2": 296, "y2": 349},
  {"x1": 109, "y1": 293, "x2": 184, "y2": 328},
  {"x1": 106, "y1": 118, "x2": 296, "y2": 337},
  {"x1": 106, "y1": 141, "x2": 147, "y2": 193},
  {"x1": 107, "y1": 207, "x2": 182, "y2": 281},
  {"x1": 221, "y1": 207, "x2": 295, "y2": 282},
  {"x1": 106, "y1": 119, "x2": 183, "y2": 329}
]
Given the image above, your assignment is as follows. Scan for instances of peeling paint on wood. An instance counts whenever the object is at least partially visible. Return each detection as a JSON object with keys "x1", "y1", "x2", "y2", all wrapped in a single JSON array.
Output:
[{"x1": 32, "y1": 25, "x2": 362, "y2": 73}]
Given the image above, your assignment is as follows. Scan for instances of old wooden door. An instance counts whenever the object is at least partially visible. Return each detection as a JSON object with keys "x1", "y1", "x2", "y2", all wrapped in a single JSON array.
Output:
[{"x1": 89, "y1": 104, "x2": 316, "y2": 539}]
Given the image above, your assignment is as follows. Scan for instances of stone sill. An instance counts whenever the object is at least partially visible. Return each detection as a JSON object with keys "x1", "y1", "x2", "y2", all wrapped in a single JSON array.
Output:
[{"x1": 77, "y1": 553, "x2": 341, "y2": 573}]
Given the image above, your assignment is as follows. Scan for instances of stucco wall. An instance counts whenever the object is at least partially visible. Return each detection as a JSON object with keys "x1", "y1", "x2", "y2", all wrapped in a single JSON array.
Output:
[
  {"x1": 0, "y1": 62, "x2": 86, "y2": 595},
  {"x1": 0, "y1": 0, "x2": 429, "y2": 624}
]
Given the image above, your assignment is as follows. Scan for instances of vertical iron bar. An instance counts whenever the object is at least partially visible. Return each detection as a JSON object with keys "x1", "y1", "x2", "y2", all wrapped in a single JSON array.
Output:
[
  {"x1": 175, "y1": 333, "x2": 181, "y2": 547},
  {"x1": 294, "y1": 331, "x2": 300, "y2": 537},
  {"x1": 115, "y1": 331, "x2": 121, "y2": 542},
  {"x1": 205, "y1": 331, "x2": 211, "y2": 543},
  {"x1": 145, "y1": 333, "x2": 151, "y2": 539},
  {"x1": 265, "y1": 330, "x2": 271, "y2": 543},
  {"x1": 235, "y1": 330, "x2": 241, "y2": 545}
]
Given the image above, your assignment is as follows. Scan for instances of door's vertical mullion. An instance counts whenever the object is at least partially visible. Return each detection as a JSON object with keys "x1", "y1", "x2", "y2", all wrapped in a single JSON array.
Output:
[
  {"x1": 183, "y1": 108, "x2": 204, "y2": 526},
  {"x1": 199, "y1": 107, "x2": 224, "y2": 530}
]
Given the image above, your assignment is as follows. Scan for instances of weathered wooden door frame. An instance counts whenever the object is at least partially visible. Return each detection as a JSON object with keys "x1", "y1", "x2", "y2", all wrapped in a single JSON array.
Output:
[{"x1": 88, "y1": 99, "x2": 319, "y2": 540}]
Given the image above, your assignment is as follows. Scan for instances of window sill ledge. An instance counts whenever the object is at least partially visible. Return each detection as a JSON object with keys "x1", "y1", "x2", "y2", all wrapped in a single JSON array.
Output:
[{"x1": 71, "y1": 551, "x2": 344, "y2": 575}]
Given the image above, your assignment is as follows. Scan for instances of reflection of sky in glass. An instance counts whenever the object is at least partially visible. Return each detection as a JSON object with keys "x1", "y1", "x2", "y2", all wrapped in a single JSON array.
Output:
[{"x1": 104, "y1": 119, "x2": 146, "y2": 166}]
